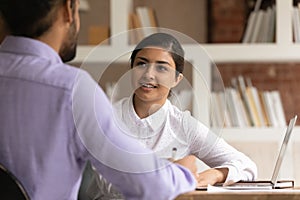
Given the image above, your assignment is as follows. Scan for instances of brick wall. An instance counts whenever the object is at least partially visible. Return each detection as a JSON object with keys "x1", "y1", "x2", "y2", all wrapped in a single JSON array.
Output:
[
  {"x1": 208, "y1": 0, "x2": 275, "y2": 43},
  {"x1": 208, "y1": 0, "x2": 248, "y2": 43},
  {"x1": 213, "y1": 63, "x2": 300, "y2": 125}
]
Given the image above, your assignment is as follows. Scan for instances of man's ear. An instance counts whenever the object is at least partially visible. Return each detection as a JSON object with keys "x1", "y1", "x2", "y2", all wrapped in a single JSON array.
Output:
[
  {"x1": 0, "y1": 17, "x2": 8, "y2": 43},
  {"x1": 64, "y1": 0, "x2": 74, "y2": 23},
  {"x1": 172, "y1": 73, "x2": 183, "y2": 88}
]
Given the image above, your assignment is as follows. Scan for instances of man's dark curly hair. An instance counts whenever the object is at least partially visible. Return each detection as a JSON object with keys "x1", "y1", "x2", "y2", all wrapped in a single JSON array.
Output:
[{"x1": 0, "y1": 0, "x2": 75, "y2": 38}]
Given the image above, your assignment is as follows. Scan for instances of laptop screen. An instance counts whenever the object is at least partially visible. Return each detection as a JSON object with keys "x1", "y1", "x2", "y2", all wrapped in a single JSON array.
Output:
[{"x1": 270, "y1": 115, "x2": 297, "y2": 185}]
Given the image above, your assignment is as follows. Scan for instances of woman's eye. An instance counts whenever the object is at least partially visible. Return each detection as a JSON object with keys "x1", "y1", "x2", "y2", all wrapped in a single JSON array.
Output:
[
  {"x1": 135, "y1": 62, "x2": 147, "y2": 68},
  {"x1": 157, "y1": 65, "x2": 168, "y2": 72}
]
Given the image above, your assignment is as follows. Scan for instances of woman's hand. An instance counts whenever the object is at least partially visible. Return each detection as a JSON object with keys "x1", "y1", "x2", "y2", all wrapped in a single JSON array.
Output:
[
  {"x1": 173, "y1": 155, "x2": 198, "y2": 180},
  {"x1": 196, "y1": 168, "x2": 228, "y2": 187},
  {"x1": 172, "y1": 156, "x2": 229, "y2": 187}
]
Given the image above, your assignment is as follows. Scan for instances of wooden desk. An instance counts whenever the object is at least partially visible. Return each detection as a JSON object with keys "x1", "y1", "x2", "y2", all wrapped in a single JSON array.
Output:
[{"x1": 175, "y1": 190, "x2": 300, "y2": 200}]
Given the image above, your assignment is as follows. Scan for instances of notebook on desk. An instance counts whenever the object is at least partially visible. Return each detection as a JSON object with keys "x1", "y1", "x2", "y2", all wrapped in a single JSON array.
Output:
[{"x1": 196, "y1": 115, "x2": 297, "y2": 191}]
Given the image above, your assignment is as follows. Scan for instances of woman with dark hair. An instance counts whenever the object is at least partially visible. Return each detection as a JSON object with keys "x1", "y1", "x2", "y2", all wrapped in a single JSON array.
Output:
[
  {"x1": 82, "y1": 32, "x2": 257, "y2": 199},
  {"x1": 117, "y1": 32, "x2": 257, "y2": 184}
]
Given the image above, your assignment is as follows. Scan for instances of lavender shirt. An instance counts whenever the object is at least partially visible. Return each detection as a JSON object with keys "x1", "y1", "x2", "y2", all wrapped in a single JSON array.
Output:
[{"x1": 0, "y1": 36, "x2": 196, "y2": 200}]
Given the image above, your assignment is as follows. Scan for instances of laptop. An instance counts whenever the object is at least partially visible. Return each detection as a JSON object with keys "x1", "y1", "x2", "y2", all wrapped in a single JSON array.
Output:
[{"x1": 196, "y1": 115, "x2": 297, "y2": 190}]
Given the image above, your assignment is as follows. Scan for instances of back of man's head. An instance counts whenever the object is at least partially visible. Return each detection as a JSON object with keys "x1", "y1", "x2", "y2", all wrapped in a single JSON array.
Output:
[{"x1": 0, "y1": 0, "x2": 70, "y2": 38}]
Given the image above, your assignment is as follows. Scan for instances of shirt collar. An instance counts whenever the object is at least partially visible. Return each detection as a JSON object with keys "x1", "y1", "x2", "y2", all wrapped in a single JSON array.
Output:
[
  {"x1": 128, "y1": 95, "x2": 170, "y2": 136},
  {"x1": 0, "y1": 36, "x2": 62, "y2": 64}
]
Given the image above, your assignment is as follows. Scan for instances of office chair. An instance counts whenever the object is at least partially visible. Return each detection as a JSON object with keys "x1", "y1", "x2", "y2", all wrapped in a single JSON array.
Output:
[{"x1": 0, "y1": 163, "x2": 30, "y2": 200}]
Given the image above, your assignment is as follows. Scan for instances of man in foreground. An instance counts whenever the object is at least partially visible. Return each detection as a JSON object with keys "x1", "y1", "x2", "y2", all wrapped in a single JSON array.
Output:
[{"x1": 0, "y1": 0, "x2": 196, "y2": 199}]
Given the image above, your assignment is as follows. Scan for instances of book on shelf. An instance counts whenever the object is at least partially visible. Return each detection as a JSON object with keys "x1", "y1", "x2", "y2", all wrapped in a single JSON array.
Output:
[
  {"x1": 269, "y1": 91, "x2": 287, "y2": 127},
  {"x1": 88, "y1": 26, "x2": 109, "y2": 45},
  {"x1": 211, "y1": 92, "x2": 232, "y2": 127},
  {"x1": 265, "y1": 5, "x2": 276, "y2": 43},
  {"x1": 211, "y1": 76, "x2": 286, "y2": 128},
  {"x1": 250, "y1": 9, "x2": 265, "y2": 43},
  {"x1": 128, "y1": 13, "x2": 144, "y2": 44},
  {"x1": 236, "y1": 76, "x2": 255, "y2": 126},
  {"x1": 129, "y1": 6, "x2": 158, "y2": 44},
  {"x1": 242, "y1": 0, "x2": 275, "y2": 43},
  {"x1": 246, "y1": 86, "x2": 267, "y2": 126},
  {"x1": 259, "y1": 91, "x2": 286, "y2": 127},
  {"x1": 147, "y1": 7, "x2": 158, "y2": 28},
  {"x1": 211, "y1": 92, "x2": 223, "y2": 127},
  {"x1": 242, "y1": 10, "x2": 257, "y2": 43},
  {"x1": 225, "y1": 88, "x2": 243, "y2": 127},
  {"x1": 260, "y1": 91, "x2": 278, "y2": 127},
  {"x1": 292, "y1": 4, "x2": 300, "y2": 43}
]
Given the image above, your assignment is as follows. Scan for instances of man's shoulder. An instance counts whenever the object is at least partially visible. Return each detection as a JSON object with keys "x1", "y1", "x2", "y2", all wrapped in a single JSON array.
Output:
[
  {"x1": 28, "y1": 61, "x2": 89, "y2": 92},
  {"x1": 30, "y1": 62, "x2": 87, "y2": 92}
]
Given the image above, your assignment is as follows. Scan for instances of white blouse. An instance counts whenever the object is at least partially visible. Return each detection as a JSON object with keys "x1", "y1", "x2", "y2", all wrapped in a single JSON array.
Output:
[{"x1": 113, "y1": 96, "x2": 258, "y2": 184}]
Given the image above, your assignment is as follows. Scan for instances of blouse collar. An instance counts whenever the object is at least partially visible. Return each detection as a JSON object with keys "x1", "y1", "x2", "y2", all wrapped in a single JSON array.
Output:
[{"x1": 126, "y1": 95, "x2": 170, "y2": 139}]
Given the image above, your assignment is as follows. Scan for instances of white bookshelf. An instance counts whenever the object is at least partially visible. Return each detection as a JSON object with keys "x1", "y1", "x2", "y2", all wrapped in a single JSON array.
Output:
[
  {"x1": 74, "y1": 0, "x2": 299, "y2": 122},
  {"x1": 73, "y1": 0, "x2": 300, "y2": 185},
  {"x1": 74, "y1": 0, "x2": 297, "y2": 60}
]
